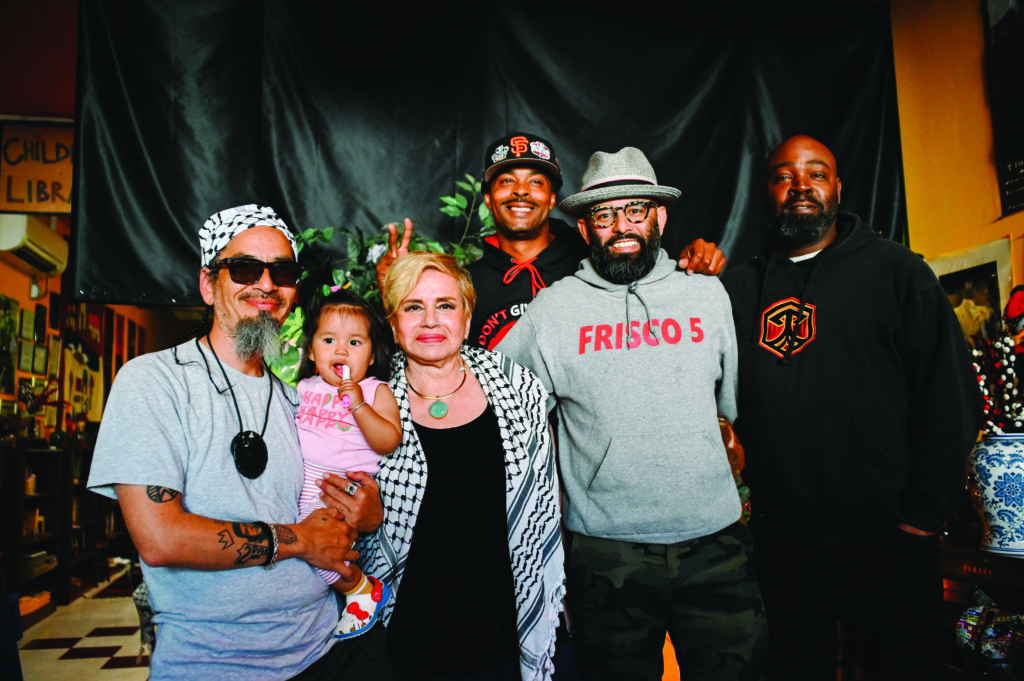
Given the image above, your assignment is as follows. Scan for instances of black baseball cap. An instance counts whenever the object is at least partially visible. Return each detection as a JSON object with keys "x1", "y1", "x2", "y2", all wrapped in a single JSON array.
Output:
[{"x1": 482, "y1": 132, "x2": 562, "y2": 190}]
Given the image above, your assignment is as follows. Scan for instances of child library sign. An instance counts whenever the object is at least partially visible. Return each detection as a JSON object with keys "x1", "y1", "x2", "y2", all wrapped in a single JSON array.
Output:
[{"x1": 1, "y1": 122, "x2": 73, "y2": 214}]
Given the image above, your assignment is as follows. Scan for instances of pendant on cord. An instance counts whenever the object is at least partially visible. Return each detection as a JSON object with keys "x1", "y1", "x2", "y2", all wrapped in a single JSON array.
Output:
[{"x1": 232, "y1": 430, "x2": 268, "y2": 479}]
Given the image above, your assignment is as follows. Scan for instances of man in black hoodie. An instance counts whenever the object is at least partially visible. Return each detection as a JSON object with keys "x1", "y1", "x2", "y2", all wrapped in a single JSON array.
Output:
[
  {"x1": 721, "y1": 135, "x2": 980, "y2": 680},
  {"x1": 377, "y1": 132, "x2": 726, "y2": 349}
]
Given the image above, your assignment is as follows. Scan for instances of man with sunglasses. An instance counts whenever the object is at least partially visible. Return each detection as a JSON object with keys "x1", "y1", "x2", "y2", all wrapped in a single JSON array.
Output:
[
  {"x1": 499, "y1": 149, "x2": 766, "y2": 680},
  {"x1": 89, "y1": 205, "x2": 384, "y2": 681},
  {"x1": 376, "y1": 132, "x2": 727, "y2": 350}
]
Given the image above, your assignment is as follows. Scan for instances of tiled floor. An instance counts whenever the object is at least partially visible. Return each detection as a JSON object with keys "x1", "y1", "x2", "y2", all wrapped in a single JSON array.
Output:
[{"x1": 17, "y1": 574, "x2": 149, "y2": 681}]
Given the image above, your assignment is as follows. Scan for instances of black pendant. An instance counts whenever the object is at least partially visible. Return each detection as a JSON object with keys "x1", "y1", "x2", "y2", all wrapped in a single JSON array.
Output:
[{"x1": 231, "y1": 430, "x2": 268, "y2": 479}]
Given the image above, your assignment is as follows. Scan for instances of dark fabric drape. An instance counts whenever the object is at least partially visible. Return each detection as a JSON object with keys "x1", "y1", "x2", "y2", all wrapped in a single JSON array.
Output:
[{"x1": 71, "y1": 2, "x2": 905, "y2": 306}]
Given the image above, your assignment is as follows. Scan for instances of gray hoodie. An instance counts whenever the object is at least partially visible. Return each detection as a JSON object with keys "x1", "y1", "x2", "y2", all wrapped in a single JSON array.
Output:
[{"x1": 498, "y1": 250, "x2": 741, "y2": 543}]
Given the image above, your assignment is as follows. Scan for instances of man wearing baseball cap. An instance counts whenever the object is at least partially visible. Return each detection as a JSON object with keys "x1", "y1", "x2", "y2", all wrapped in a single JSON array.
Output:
[
  {"x1": 377, "y1": 132, "x2": 726, "y2": 349},
  {"x1": 88, "y1": 205, "x2": 384, "y2": 680},
  {"x1": 499, "y1": 149, "x2": 766, "y2": 680}
]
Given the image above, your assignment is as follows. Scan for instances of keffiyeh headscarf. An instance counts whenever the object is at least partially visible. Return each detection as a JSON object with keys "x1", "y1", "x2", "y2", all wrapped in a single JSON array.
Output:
[
  {"x1": 358, "y1": 345, "x2": 565, "y2": 681},
  {"x1": 198, "y1": 204, "x2": 298, "y2": 267}
]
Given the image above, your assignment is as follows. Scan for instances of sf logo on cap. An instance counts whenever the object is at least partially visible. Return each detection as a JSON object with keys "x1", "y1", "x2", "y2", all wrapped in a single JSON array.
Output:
[{"x1": 510, "y1": 135, "x2": 529, "y2": 157}]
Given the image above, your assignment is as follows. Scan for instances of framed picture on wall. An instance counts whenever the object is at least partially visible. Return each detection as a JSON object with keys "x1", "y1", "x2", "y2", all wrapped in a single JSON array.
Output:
[
  {"x1": 34, "y1": 303, "x2": 46, "y2": 342},
  {"x1": 18, "y1": 341, "x2": 33, "y2": 372},
  {"x1": 48, "y1": 292, "x2": 60, "y2": 329},
  {"x1": 32, "y1": 344, "x2": 47, "y2": 375},
  {"x1": 47, "y1": 335, "x2": 60, "y2": 380},
  {"x1": 19, "y1": 309, "x2": 34, "y2": 342},
  {"x1": 0, "y1": 294, "x2": 18, "y2": 395}
]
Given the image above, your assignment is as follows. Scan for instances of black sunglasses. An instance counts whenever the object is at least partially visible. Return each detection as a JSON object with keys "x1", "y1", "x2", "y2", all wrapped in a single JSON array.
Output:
[{"x1": 213, "y1": 257, "x2": 302, "y2": 287}]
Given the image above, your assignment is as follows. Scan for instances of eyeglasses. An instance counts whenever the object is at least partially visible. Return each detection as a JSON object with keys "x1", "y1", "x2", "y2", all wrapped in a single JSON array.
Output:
[
  {"x1": 587, "y1": 201, "x2": 657, "y2": 229},
  {"x1": 212, "y1": 257, "x2": 302, "y2": 287}
]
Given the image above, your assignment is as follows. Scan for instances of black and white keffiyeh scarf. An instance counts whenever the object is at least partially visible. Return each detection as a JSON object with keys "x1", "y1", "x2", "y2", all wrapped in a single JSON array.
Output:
[{"x1": 357, "y1": 345, "x2": 565, "y2": 681}]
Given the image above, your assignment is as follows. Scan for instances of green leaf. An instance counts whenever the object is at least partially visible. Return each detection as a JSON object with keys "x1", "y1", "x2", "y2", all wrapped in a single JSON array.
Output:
[
  {"x1": 440, "y1": 195, "x2": 462, "y2": 207},
  {"x1": 455, "y1": 181, "x2": 474, "y2": 193},
  {"x1": 440, "y1": 205, "x2": 463, "y2": 217},
  {"x1": 452, "y1": 193, "x2": 468, "y2": 209}
]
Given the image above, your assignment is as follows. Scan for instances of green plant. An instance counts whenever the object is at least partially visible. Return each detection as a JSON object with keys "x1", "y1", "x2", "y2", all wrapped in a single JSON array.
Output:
[
  {"x1": 438, "y1": 174, "x2": 496, "y2": 265},
  {"x1": 267, "y1": 175, "x2": 494, "y2": 385}
]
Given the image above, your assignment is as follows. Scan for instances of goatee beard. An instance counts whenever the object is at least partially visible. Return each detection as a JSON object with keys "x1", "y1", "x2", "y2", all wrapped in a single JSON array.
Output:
[
  {"x1": 769, "y1": 194, "x2": 839, "y2": 247},
  {"x1": 234, "y1": 311, "x2": 284, "y2": 362},
  {"x1": 589, "y1": 227, "x2": 661, "y2": 285}
]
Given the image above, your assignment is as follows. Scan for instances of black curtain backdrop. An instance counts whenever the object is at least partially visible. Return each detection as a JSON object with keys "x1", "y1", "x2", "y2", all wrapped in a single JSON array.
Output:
[{"x1": 71, "y1": 1, "x2": 906, "y2": 306}]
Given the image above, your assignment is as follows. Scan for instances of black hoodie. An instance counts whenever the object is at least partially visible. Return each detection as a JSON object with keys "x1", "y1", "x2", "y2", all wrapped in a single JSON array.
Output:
[
  {"x1": 466, "y1": 218, "x2": 589, "y2": 349},
  {"x1": 721, "y1": 213, "x2": 981, "y2": 532}
]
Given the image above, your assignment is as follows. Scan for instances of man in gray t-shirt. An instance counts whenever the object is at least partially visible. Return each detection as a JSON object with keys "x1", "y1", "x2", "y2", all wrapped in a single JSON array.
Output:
[{"x1": 88, "y1": 205, "x2": 382, "y2": 681}]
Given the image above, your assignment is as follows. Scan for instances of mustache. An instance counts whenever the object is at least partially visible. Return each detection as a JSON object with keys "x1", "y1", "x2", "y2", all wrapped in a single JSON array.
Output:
[
  {"x1": 239, "y1": 291, "x2": 285, "y2": 305},
  {"x1": 502, "y1": 199, "x2": 539, "y2": 208},
  {"x1": 783, "y1": 193, "x2": 824, "y2": 210}
]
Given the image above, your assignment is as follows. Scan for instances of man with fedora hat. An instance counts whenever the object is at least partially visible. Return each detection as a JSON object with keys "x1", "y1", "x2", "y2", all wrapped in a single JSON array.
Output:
[
  {"x1": 376, "y1": 132, "x2": 726, "y2": 350},
  {"x1": 499, "y1": 148, "x2": 766, "y2": 680}
]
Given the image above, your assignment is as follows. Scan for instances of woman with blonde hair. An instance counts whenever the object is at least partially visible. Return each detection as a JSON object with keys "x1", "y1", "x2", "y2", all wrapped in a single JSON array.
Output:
[{"x1": 357, "y1": 252, "x2": 564, "y2": 681}]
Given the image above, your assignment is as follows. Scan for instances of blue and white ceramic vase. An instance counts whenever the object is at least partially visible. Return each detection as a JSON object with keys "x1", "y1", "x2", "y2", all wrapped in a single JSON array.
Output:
[{"x1": 970, "y1": 434, "x2": 1024, "y2": 557}]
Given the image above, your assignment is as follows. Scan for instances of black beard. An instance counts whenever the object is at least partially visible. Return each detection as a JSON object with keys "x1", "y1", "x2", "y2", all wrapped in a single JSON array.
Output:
[
  {"x1": 233, "y1": 311, "x2": 283, "y2": 362},
  {"x1": 769, "y1": 194, "x2": 839, "y2": 246},
  {"x1": 588, "y1": 226, "x2": 661, "y2": 284}
]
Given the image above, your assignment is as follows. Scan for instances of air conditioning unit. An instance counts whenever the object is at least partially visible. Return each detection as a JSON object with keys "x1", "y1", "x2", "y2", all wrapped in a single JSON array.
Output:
[{"x1": 0, "y1": 214, "x2": 68, "y2": 275}]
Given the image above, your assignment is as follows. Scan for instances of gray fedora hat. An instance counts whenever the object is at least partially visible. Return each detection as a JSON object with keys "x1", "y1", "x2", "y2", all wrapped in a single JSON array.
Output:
[{"x1": 559, "y1": 147, "x2": 681, "y2": 216}]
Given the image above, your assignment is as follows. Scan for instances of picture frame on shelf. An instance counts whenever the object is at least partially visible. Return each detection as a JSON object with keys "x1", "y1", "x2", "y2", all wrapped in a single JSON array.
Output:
[{"x1": 928, "y1": 238, "x2": 1013, "y2": 345}]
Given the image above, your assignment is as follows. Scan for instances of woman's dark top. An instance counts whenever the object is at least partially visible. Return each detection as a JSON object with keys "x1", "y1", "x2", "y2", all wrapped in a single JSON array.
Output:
[{"x1": 386, "y1": 407, "x2": 520, "y2": 678}]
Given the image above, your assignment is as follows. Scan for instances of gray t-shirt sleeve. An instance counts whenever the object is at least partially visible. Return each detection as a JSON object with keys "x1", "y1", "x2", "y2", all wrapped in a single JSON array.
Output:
[{"x1": 88, "y1": 353, "x2": 189, "y2": 500}]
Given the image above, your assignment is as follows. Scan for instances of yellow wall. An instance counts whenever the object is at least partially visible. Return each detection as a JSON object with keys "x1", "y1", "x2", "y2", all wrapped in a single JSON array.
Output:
[{"x1": 891, "y1": 0, "x2": 1024, "y2": 284}]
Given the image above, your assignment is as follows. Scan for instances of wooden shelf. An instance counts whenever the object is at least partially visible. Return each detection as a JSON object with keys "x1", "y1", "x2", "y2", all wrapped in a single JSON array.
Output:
[{"x1": 1, "y1": 438, "x2": 133, "y2": 627}]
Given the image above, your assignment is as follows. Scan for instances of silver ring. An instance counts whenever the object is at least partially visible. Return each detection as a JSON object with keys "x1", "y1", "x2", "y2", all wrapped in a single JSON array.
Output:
[{"x1": 344, "y1": 481, "x2": 359, "y2": 496}]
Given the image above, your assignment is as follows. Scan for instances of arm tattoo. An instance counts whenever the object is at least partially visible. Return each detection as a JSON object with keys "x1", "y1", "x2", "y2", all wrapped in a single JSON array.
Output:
[
  {"x1": 274, "y1": 525, "x2": 297, "y2": 545},
  {"x1": 146, "y1": 486, "x2": 180, "y2": 503},
  {"x1": 217, "y1": 530, "x2": 235, "y2": 550},
  {"x1": 229, "y1": 522, "x2": 271, "y2": 566}
]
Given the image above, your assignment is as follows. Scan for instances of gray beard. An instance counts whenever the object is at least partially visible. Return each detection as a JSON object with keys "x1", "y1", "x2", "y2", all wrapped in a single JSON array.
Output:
[
  {"x1": 589, "y1": 227, "x2": 661, "y2": 284},
  {"x1": 233, "y1": 312, "x2": 283, "y2": 362}
]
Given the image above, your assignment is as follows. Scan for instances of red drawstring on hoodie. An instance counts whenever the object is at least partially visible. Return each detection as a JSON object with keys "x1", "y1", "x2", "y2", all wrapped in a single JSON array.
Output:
[{"x1": 503, "y1": 258, "x2": 547, "y2": 297}]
